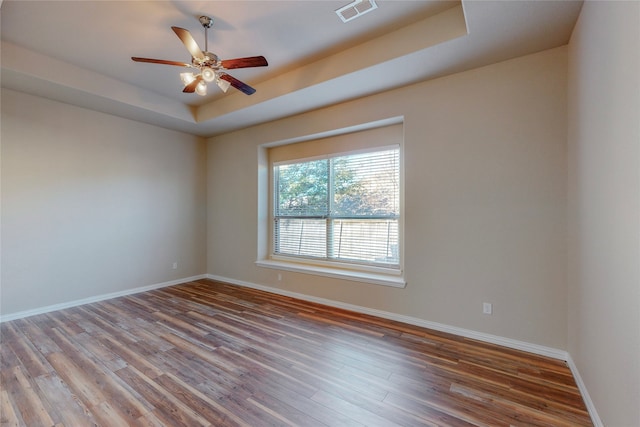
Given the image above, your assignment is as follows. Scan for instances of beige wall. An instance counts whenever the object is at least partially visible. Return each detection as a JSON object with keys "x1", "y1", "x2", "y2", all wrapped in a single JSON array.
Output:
[
  {"x1": 567, "y1": 1, "x2": 640, "y2": 425},
  {"x1": 207, "y1": 47, "x2": 568, "y2": 349},
  {"x1": 1, "y1": 89, "x2": 207, "y2": 316}
]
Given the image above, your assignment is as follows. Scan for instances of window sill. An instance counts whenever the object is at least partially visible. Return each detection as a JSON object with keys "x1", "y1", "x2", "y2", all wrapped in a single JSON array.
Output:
[{"x1": 255, "y1": 259, "x2": 406, "y2": 288}]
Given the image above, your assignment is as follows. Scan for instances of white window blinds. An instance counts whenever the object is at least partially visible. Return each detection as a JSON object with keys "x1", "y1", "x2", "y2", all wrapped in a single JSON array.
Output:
[{"x1": 273, "y1": 147, "x2": 400, "y2": 268}]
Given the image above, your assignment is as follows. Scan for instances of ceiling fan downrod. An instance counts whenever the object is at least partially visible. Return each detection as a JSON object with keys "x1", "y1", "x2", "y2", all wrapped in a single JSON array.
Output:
[{"x1": 199, "y1": 15, "x2": 213, "y2": 53}]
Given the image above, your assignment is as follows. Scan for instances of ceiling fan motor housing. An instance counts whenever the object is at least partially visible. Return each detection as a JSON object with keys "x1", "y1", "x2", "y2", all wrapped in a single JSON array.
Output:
[{"x1": 193, "y1": 52, "x2": 221, "y2": 69}]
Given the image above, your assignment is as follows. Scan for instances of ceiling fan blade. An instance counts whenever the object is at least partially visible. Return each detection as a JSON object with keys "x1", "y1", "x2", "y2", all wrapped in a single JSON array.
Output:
[
  {"x1": 171, "y1": 26, "x2": 205, "y2": 60},
  {"x1": 131, "y1": 57, "x2": 192, "y2": 67},
  {"x1": 183, "y1": 75, "x2": 203, "y2": 93},
  {"x1": 221, "y1": 56, "x2": 268, "y2": 69},
  {"x1": 219, "y1": 73, "x2": 256, "y2": 95}
]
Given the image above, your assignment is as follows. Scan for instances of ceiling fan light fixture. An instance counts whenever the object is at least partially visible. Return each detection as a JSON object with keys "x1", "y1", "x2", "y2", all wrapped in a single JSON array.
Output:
[
  {"x1": 180, "y1": 72, "x2": 196, "y2": 85},
  {"x1": 201, "y1": 67, "x2": 216, "y2": 82},
  {"x1": 216, "y1": 77, "x2": 231, "y2": 93},
  {"x1": 195, "y1": 80, "x2": 208, "y2": 96}
]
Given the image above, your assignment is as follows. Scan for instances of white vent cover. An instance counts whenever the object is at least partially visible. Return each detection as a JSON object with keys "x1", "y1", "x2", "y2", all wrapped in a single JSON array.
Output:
[{"x1": 335, "y1": 0, "x2": 378, "y2": 23}]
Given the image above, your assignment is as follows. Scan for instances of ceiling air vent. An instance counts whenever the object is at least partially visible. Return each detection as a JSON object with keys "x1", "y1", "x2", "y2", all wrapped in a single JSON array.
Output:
[{"x1": 335, "y1": 0, "x2": 378, "y2": 23}]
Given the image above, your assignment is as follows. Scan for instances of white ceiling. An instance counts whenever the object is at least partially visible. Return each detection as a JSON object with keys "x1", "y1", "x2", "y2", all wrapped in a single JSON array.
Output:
[{"x1": 1, "y1": 0, "x2": 583, "y2": 137}]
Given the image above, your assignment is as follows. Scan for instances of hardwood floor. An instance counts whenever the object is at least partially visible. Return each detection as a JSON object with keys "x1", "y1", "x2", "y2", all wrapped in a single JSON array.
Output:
[{"x1": 1, "y1": 279, "x2": 592, "y2": 426}]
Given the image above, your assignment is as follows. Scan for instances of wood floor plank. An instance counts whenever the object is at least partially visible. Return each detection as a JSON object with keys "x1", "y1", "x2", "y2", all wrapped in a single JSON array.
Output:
[
  {"x1": 45, "y1": 351, "x2": 118, "y2": 423},
  {"x1": 311, "y1": 389, "x2": 403, "y2": 427},
  {"x1": 1, "y1": 365, "x2": 55, "y2": 427},
  {"x1": 246, "y1": 393, "x2": 328, "y2": 427},
  {"x1": 33, "y1": 373, "x2": 99, "y2": 427},
  {"x1": 0, "y1": 388, "x2": 21, "y2": 427},
  {"x1": 95, "y1": 333, "x2": 164, "y2": 380},
  {"x1": 152, "y1": 373, "x2": 246, "y2": 427},
  {"x1": 11, "y1": 318, "x2": 61, "y2": 356},
  {"x1": 449, "y1": 382, "x2": 591, "y2": 426},
  {"x1": 383, "y1": 390, "x2": 506, "y2": 427},
  {"x1": 1, "y1": 330, "x2": 24, "y2": 374},
  {"x1": 244, "y1": 375, "x2": 366, "y2": 427},
  {"x1": 115, "y1": 366, "x2": 211, "y2": 427},
  {"x1": 48, "y1": 327, "x2": 152, "y2": 421},
  {"x1": 0, "y1": 279, "x2": 593, "y2": 427},
  {"x1": 2, "y1": 324, "x2": 53, "y2": 379}
]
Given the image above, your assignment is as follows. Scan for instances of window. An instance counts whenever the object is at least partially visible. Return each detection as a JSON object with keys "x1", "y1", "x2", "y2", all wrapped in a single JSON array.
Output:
[
  {"x1": 256, "y1": 121, "x2": 405, "y2": 287},
  {"x1": 273, "y1": 146, "x2": 400, "y2": 271}
]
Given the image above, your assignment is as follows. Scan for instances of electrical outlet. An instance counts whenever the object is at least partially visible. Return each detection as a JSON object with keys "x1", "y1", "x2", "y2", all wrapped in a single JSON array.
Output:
[
  {"x1": 483, "y1": 302, "x2": 493, "y2": 315},
  {"x1": 172, "y1": 262, "x2": 178, "y2": 270},
  {"x1": 277, "y1": 273, "x2": 282, "y2": 281}
]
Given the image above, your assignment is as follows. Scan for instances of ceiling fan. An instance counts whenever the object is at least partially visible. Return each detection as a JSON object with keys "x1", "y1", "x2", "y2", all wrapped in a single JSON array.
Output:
[{"x1": 132, "y1": 16, "x2": 268, "y2": 96}]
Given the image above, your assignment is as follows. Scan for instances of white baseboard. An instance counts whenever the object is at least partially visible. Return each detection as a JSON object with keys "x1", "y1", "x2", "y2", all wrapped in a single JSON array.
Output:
[
  {"x1": 205, "y1": 274, "x2": 568, "y2": 361},
  {"x1": 566, "y1": 354, "x2": 604, "y2": 427},
  {"x1": 0, "y1": 274, "x2": 208, "y2": 323}
]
